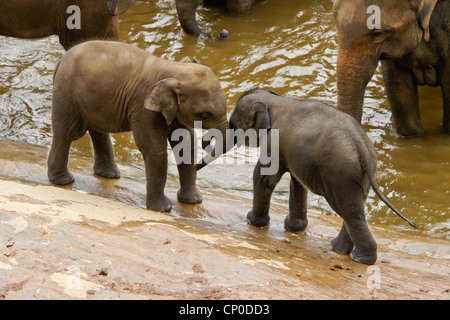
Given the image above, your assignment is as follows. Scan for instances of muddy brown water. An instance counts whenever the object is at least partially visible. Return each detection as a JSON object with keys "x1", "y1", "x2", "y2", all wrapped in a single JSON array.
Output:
[{"x1": 0, "y1": 0, "x2": 448, "y2": 239}]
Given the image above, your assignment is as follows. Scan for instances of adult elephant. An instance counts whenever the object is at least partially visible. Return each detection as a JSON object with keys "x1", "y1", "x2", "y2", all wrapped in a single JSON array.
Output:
[
  {"x1": 0, "y1": 0, "x2": 129, "y2": 50},
  {"x1": 175, "y1": 0, "x2": 255, "y2": 36},
  {"x1": 333, "y1": 0, "x2": 449, "y2": 137}
]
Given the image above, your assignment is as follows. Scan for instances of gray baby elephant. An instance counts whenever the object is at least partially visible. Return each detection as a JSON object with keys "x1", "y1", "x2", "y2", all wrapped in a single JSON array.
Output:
[
  {"x1": 48, "y1": 41, "x2": 231, "y2": 212},
  {"x1": 228, "y1": 89, "x2": 416, "y2": 264}
]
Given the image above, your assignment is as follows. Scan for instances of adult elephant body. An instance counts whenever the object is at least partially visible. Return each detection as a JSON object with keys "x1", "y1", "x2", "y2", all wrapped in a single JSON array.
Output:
[
  {"x1": 176, "y1": 0, "x2": 255, "y2": 36},
  {"x1": 0, "y1": 0, "x2": 121, "y2": 50},
  {"x1": 48, "y1": 41, "x2": 231, "y2": 212},
  {"x1": 334, "y1": 0, "x2": 449, "y2": 136}
]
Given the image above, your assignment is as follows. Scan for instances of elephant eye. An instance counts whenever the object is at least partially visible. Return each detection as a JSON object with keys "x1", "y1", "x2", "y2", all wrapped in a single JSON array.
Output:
[
  {"x1": 371, "y1": 29, "x2": 383, "y2": 37},
  {"x1": 199, "y1": 112, "x2": 211, "y2": 120},
  {"x1": 371, "y1": 26, "x2": 395, "y2": 40}
]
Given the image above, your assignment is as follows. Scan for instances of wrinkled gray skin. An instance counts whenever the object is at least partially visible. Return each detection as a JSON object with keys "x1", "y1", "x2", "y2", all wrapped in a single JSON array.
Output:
[
  {"x1": 334, "y1": 0, "x2": 449, "y2": 137},
  {"x1": 0, "y1": 0, "x2": 121, "y2": 50},
  {"x1": 175, "y1": 0, "x2": 255, "y2": 36},
  {"x1": 229, "y1": 89, "x2": 416, "y2": 265},
  {"x1": 48, "y1": 41, "x2": 230, "y2": 212}
]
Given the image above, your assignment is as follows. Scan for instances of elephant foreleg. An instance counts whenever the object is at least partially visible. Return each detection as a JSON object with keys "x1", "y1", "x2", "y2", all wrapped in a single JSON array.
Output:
[
  {"x1": 134, "y1": 127, "x2": 171, "y2": 212},
  {"x1": 284, "y1": 175, "x2": 308, "y2": 232},
  {"x1": 381, "y1": 60, "x2": 425, "y2": 137},
  {"x1": 247, "y1": 161, "x2": 285, "y2": 227},
  {"x1": 169, "y1": 126, "x2": 202, "y2": 205},
  {"x1": 89, "y1": 130, "x2": 120, "y2": 179}
]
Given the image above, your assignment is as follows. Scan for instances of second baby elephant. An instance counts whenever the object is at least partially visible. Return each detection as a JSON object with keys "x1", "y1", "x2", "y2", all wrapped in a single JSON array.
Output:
[
  {"x1": 229, "y1": 89, "x2": 416, "y2": 264},
  {"x1": 48, "y1": 40, "x2": 230, "y2": 212}
]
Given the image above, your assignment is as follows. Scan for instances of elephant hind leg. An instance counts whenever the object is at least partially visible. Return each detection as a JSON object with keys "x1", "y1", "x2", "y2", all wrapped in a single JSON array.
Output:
[
  {"x1": 48, "y1": 117, "x2": 89, "y2": 185},
  {"x1": 325, "y1": 183, "x2": 377, "y2": 265},
  {"x1": 48, "y1": 105, "x2": 86, "y2": 184},
  {"x1": 89, "y1": 130, "x2": 120, "y2": 179},
  {"x1": 48, "y1": 136, "x2": 76, "y2": 185},
  {"x1": 331, "y1": 222, "x2": 354, "y2": 255}
]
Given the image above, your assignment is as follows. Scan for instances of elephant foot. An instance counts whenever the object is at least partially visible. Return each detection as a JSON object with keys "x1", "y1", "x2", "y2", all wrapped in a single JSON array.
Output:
[
  {"x1": 284, "y1": 215, "x2": 308, "y2": 232},
  {"x1": 247, "y1": 210, "x2": 270, "y2": 227},
  {"x1": 331, "y1": 235, "x2": 354, "y2": 255},
  {"x1": 146, "y1": 195, "x2": 172, "y2": 213},
  {"x1": 177, "y1": 187, "x2": 203, "y2": 204},
  {"x1": 350, "y1": 247, "x2": 377, "y2": 265},
  {"x1": 94, "y1": 162, "x2": 121, "y2": 179},
  {"x1": 48, "y1": 170, "x2": 75, "y2": 186},
  {"x1": 396, "y1": 124, "x2": 426, "y2": 138}
]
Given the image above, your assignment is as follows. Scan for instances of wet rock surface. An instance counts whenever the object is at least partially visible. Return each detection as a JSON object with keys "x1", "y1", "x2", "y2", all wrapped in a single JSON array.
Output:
[{"x1": 0, "y1": 140, "x2": 448, "y2": 300}]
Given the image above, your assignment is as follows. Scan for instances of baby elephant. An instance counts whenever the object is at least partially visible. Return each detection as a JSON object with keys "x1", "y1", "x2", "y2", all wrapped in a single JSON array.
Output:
[
  {"x1": 229, "y1": 89, "x2": 416, "y2": 264},
  {"x1": 48, "y1": 41, "x2": 230, "y2": 212}
]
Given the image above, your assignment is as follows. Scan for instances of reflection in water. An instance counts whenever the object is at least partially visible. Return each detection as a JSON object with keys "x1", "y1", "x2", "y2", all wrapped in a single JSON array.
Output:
[{"x1": 0, "y1": 0, "x2": 448, "y2": 238}]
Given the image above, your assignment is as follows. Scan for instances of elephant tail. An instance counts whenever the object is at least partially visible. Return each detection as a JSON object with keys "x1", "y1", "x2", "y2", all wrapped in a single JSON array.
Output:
[
  {"x1": 359, "y1": 148, "x2": 417, "y2": 229},
  {"x1": 107, "y1": 0, "x2": 131, "y2": 16}
]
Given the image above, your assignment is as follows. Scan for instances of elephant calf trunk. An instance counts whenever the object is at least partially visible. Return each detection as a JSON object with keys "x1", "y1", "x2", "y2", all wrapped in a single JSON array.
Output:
[{"x1": 195, "y1": 123, "x2": 232, "y2": 171}]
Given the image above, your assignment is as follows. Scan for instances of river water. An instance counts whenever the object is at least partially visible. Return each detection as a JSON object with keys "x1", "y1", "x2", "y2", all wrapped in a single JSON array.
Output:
[{"x1": 0, "y1": 0, "x2": 448, "y2": 239}]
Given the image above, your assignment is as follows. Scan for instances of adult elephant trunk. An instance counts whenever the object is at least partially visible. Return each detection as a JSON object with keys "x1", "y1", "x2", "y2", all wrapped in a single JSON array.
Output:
[
  {"x1": 175, "y1": 0, "x2": 204, "y2": 36},
  {"x1": 336, "y1": 45, "x2": 378, "y2": 122},
  {"x1": 195, "y1": 119, "x2": 233, "y2": 171}
]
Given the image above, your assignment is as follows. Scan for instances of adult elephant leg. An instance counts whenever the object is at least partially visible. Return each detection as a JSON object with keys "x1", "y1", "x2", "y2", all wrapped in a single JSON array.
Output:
[
  {"x1": 381, "y1": 60, "x2": 425, "y2": 137},
  {"x1": 441, "y1": 64, "x2": 450, "y2": 133},
  {"x1": 226, "y1": 0, "x2": 254, "y2": 14},
  {"x1": 169, "y1": 125, "x2": 202, "y2": 204},
  {"x1": 284, "y1": 175, "x2": 308, "y2": 232},
  {"x1": 247, "y1": 161, "x2": 286, "y2": 227},
  {"x1": 133, "y1": 126, "x2": 172, "y2": 212},
  {"x1": 89, "y1": 130, "x2": 120, "y2": 179}
]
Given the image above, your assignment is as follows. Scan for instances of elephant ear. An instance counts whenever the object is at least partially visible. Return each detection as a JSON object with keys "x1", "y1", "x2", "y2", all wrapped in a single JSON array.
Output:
[
  {"x1": 418, "y1": 0, "x2": 438, "y2": 41},
  {"x1": 144, "y1": 78, "x2": 181, "y2": 126},
  {"x1": 251, "y1": 102, "x2": 271, "y2": 130}
]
